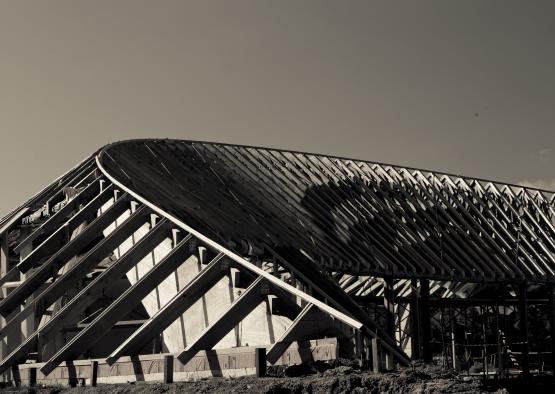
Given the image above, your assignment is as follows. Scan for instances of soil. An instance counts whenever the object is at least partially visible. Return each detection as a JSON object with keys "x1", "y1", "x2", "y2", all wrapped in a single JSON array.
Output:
[{"x1": 0, "y1": 365, "x2": 550, "y2": 393}]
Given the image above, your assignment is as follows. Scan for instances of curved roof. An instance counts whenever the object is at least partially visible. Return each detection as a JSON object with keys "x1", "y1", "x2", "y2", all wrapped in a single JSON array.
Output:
[{"x1": 98, "y1": 139, "x2": 555, "y2": 283}]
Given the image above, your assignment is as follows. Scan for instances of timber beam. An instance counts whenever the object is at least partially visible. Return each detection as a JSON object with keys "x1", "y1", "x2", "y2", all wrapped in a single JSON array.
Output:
[
  {"x1": 177, "y1": 276, "x2": 266, "y2": 366},
  {"x1": 0, "y1": 205, "x2": 151, "y2": 346},
  {"x1": 0, "y1": 197, "x2": 138, "y2": 317},
  {"x1": 14, "y1": 179, "x2": 102, "y2": 255},
  {"x1": 16, "y1": 184, "x2": 117, "y2": 273},
  {"x1": 0, "y1": 218, "x2": 169, "y2": 375},
  {"x1": 106, "y1": 252, "x2": 227, "y2": 364},
  {"x1": 40, "y1": 234, "x2": 196, "y2": 375},
  {"x1": 266, "y1": 303, "x2": 349, "y2": 364}
]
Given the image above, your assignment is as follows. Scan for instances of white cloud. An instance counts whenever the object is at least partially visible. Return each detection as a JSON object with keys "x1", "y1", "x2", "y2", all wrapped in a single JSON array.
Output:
[
  {"x1": 519, "y1": 178, "x2": 555, "y2": 191},
  {"x1": 537, "y1": 148, "x2": 553, "y2": 163}
]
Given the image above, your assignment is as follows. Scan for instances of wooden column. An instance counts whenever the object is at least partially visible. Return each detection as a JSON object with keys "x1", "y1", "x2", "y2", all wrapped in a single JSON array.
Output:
[
  {"x1": 90, "y1": 360, "x2": 98, "y2": 387},
  {"x1": 449, "y1": 306, "x2": 459, "y2": 370},
  {"x1": 420, "y1": 279, "x2": 432, "y2": 363},
  {"x1": 18, "y1": 230, "x2": 34, "y2": 341},
  {"x1": 29, "y1": 367, "x2": 37, "y2": 387},
  {"x1": 372, "y1": 337, "x2": 382, "y2": 373},
  {"x1": 383, "y1": 277, "x2": 395, "y2": 369},
  {"x1": 0, "y1": 233, "x2": 8, "y2": 382},
  {"x1": 255, "y1": 347, "x2": 266, "y2": 377},
  {"x1": 410, "y1": 279, "x2": 420, "y2": 360},
  {"x1": 163, "y1": 355, "x2": 174, "y2": 384},
  {"x1": 549, "y1": 284, "x2": 555, "y2": 375},
  {"x1": 518, "y1": 282, "x2": 530, "y2": 379}
]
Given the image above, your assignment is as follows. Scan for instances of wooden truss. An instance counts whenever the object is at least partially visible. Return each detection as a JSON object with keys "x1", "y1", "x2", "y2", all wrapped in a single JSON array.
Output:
[
  {"x1": 0, "y1": 149, "x2": 410, "y2": 381},
  {"x1": 2, "y1": 139, "x2": 555, "y2": 381}
]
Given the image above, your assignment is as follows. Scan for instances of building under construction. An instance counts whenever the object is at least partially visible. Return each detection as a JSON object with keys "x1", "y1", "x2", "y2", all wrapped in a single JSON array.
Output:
[{"x1": 0, "y1": 139, "x2": 554, "y2": 386}]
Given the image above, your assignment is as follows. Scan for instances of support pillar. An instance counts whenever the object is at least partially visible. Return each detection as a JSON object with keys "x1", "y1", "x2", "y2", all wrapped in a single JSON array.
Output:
[
  {"x1": 549, "y1": 284, "x2": 555, "y2": 375},
  {"x1": 255, "y1": 348, "x2": 266, "y2": 377},
  {"x1": 0, "y1": 233, "x2": 8, "y2": 382},
  {"x1": 163, "y1": 355, "x2": 174, "y2": 384},
  {"x1": 29, "y1": 367, "x2": 36, "y2": 387},
  {"x1": 518, "y1": 283, "x2": 529, "y2": 379},
  {"x1": 409, "y1": 279, "x2": 420, "y2": 360},
  {"x1": 449, "y1": 306, "x2": 459, "y2": 370},
  {"x1": 383, "y1": 277, "x2": 395, "y2": 370},
  {"x1": 420, "y1": 279, "x2": 432, "y2": 363},
  {"x1": 18, "y1": 233, "x2": 34, "y2": 341},
  {"x1": 90, "y1": 360, "x2": 98, "y2": 387},
  {"x1": 372, "y1": 337, "x2": 382, "y2": 373}
]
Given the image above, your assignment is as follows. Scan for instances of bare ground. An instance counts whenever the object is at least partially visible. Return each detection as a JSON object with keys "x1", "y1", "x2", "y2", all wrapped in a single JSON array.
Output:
[{"x1": 0, "y1": 364, "x2": 526, "y2": 394}]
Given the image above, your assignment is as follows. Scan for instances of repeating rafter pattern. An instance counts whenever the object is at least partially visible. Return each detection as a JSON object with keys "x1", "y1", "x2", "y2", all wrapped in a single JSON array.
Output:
[
  {"x1": 101, "y1": 140, "x2": 555, "y2": 283},
  {"x1": 1, "y1": 140, "x2": 416, "y2": 381}
]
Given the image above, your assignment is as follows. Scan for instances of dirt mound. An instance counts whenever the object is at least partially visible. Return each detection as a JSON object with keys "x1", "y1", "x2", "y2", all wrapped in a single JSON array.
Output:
[{"x1": 0, "y1": 366, "x2": 496, "y2": 394}]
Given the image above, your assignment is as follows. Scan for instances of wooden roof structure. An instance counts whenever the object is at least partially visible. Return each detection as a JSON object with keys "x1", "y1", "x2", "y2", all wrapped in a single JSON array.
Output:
[
  {"x1": 101, "y1": 139, "x2": 555, "y2": 283},
  {"x1": 0, "y1": 138, "x2": 553, "y2": 380}
]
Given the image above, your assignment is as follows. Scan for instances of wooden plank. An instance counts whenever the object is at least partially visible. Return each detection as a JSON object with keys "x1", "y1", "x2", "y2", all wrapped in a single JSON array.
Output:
[
  {"x1": 0, "y1": 208, "x2": 30, "y2": 236},
  {"x1": 266, "y1": 303, "x2": 314, "y2": 364},
  {"x1": 14, "y1": 179, "x2": 102, "y2": 254},
  {"x1": 372, "y1": 337, "x2": 382, "y2": 373},
  {"x1": 90, "y1": 360, "x2": 98, "y2": 387},
  {"x1": 0, "y1": 206, "x2": 150, "y2": 345},
  {"x1": 40, "y1": 234, "x2": 195, "y2": 375},
  {"x1": 255, "y1": 348, "x2": 266, "y2": 377},
  {"x1": 0, "y1": 233, "x2": 8, "y2": 372},
  {"x1": 16, "y1": 184, "x2": 117, "y2": 273},
  {"x1": 268, "y1": 248, "x2": 409, "y2": 365},
  {"x1": 177, "y1": 277, "x2": 265, "y2": 366},
  {"x1": 420, "y1": 279, "x2": 432, "y2": 362},
  {"x1": 106, "y1": 252, "x2": 227, "y2": 363},
  {"x1": 163, "y1": 355, "x2": 173, "y2": 384},
  {"x1": 519, "y1": 283, "x2": 530, "y2": 378},
  {"x1": 266, "y1": 303, "x2": 347, "y2": 364},
  {"x1": 0, "y1": 217, "x2": 167, "y2": 375},
  {"x1": 0, "y1": 195, "x2": 133, "y2": 316},
  {"x1": 98, "y1": 155, "x2": 363, "y2": 330}
]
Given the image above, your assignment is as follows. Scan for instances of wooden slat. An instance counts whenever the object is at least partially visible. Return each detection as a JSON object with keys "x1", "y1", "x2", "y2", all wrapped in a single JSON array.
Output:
[
  {"x1": 0, "y1": 217, "x2": 168, "y2": 375},
  {"x1": 0, "y1": 194, "x2": 133, "y2": 316},
  {"x1": 106, "y1": 252, "x2": 227, "y2": 363},
  {"x1": 176, "y1": 276, "x2": 265, "y2": 365},
  {"x1": 17, "y1": 184, "x2": 117, "y2": 273},
  {"x1": 14, "y1": 178, "x2": 102, "y2": 254},
  {"x1": 40, "y1": 233, "x2": 195, "y2": 374}
]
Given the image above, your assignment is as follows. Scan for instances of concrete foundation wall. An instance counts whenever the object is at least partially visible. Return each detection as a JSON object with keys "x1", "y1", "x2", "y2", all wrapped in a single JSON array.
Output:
[{"x1": 13, "y1": 339, "x2": 340, "y2": 386}]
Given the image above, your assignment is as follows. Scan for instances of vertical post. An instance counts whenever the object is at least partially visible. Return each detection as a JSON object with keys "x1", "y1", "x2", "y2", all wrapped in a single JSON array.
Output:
[
  {"x1": 410, "y1": 279, "x2": 420, "y2": 360},
  {"x1": 355, "y1": 330, "x2": 364, "y2": 367},
  {"x1": 496, "y1": 306, "x2": 505, "y2": 380},
  {"x1": 518, "y1": 282, "x2": 530, "y2": 379},
  {"x1": 90, "y1": 360, "x2": 98, "y2": 387},
  {"x1": 19, "y1": 233, "x2": 34, "y2": 340},
  {"x1": 420, "y1": 279, "x2": 432, "y2": 362},
  {"x1": 372, "y1": 337, "x2": 382, "y2": 373},
  {"x1": 549, "y1": 284, "x2": 555, "y2": 375},
  {"x1": 383, "y1": 277, "x2": 395, "y2": 370},
  {"x1": 163, "y1": 355, "x2": 174, "y2": 384},
  {"x1": 198, "y1": 246, "x2": 207, "y2": 265},
  {"x1": 255, "y1": 347, "x2": 266, "y2": 377},
  {"x1": 11, "y1": 365, "x2": 20, "y2": 387},
  {"x1": 0, "y1": 233, "x2": 8, "y2": 382},
  {"x1": 449, "y1": 306, "x2": 458, "y2": 370},
  {"x1": 481, "y1": 305, "x2": 488, "y2": 379},
  {"x1": 29, "y1": 367, "x2": 37, "y2": 387}
]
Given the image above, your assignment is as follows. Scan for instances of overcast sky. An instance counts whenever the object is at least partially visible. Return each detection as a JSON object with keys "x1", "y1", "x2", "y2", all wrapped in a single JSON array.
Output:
[{"x1": 1, "y1": 0, "x2": 554, "y2": 217}]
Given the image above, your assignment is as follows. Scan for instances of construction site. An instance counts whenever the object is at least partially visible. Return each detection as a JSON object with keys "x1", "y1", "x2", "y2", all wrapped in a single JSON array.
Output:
[{"x1": 1, "y1": 139, "x2": 555, "y2": 392}]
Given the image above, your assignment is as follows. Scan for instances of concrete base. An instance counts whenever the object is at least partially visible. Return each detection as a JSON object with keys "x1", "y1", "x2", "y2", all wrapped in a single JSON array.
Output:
[{"x1": 12, "y1": 339, "x2": 340, "y2": 386}]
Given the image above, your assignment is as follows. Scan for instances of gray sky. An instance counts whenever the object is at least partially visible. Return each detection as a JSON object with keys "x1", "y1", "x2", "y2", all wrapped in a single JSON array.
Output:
[{"x1": 1, "y1": 0, "x2": 554, "y2": 217}]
